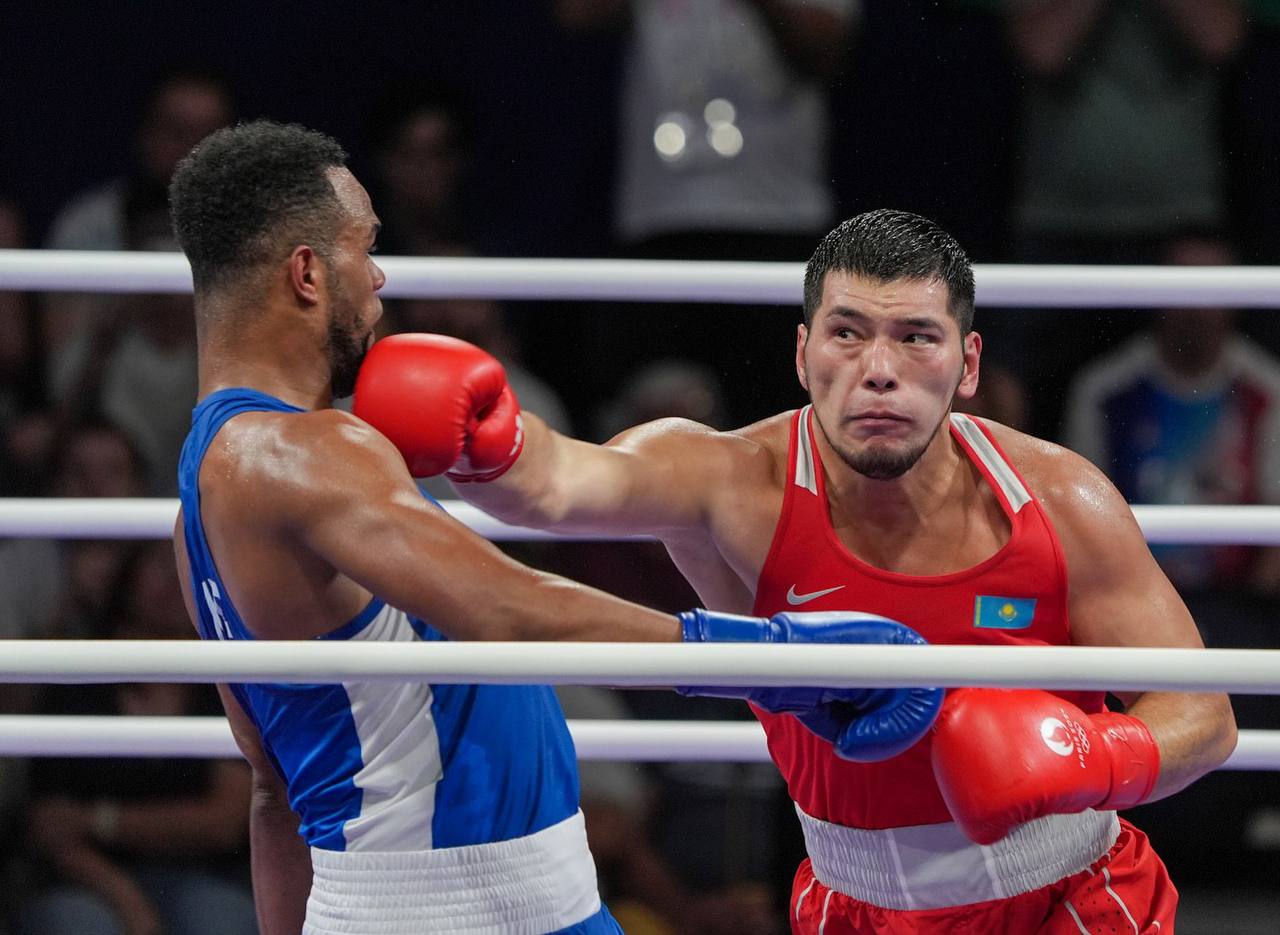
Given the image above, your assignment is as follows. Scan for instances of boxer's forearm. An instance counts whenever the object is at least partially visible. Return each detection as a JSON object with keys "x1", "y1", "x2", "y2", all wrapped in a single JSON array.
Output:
[
  {"x1": 249, "y1": 778, "x2": 311, "y2": 935},
  {"x1": 455, "y1": 412, "x2": 568, "y2": 527},
  {"x1": 1124, "y1": 691, "x2": 1236, "y2": 801}
]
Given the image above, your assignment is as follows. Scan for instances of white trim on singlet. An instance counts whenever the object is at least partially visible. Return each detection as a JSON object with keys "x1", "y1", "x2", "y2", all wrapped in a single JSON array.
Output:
[
  {"x1": 340, "y1": 604, "x2": 443, "y2": 851},
  {"x1": 949, "y1": 413, "x2": 1032, "y2": 513},
  {"x1": 795, "y1": 406, "x2": 819, "y2": 494}
]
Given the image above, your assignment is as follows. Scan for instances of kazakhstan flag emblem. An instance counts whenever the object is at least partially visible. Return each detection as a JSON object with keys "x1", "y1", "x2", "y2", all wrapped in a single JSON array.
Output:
[{"x1": 973, "y1": 595, "x2": 1036, "y2": 630}]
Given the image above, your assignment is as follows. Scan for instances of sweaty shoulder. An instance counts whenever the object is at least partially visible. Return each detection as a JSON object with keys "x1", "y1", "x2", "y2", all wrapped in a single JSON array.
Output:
[
  {"x1": 975, "y1": 417, "x2": 1136, "y2": 542},
  {"x1": 201, "y1": 407, "x2": 406, "y2": 527}
]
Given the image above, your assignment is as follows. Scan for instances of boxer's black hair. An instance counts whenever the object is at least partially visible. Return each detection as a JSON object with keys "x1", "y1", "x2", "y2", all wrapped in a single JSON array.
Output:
[
  {"x1": 803, "y1": 209, "x2": 975, "y2": 333},
  {"x1": 169, "y1": 120, "x2": 348, "y2": 293}
]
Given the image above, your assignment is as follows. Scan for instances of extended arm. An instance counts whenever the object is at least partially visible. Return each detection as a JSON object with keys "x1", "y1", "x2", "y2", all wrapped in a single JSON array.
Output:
[
  {"x1": 284, "y1": 411, "x2": 682, "y2": 643},
  {"x1": 353, "y1": 332, "x2": 745, "y2": 540}
]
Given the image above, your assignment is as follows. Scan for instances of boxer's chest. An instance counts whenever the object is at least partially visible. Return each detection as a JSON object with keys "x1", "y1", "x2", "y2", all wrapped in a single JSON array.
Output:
[{"x1": 754, "y1": 500, "x2": 1070, "y2": 649}]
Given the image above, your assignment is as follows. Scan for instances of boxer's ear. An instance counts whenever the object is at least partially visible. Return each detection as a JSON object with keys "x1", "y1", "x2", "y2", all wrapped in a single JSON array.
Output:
[
  {"x1": 796, "y1": 324, "x2": 809, "y2": 391},
  {"x1": 288, "y1": 245, "x2": 323, "y2": 305},
  {"x1": 956, "y1": 330, "x2": 981, "y2": 400}
]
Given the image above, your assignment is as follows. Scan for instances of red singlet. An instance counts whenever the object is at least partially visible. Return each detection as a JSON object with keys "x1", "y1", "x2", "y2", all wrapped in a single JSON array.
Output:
[{"x1": 751, "y1": 409, "x2": 1177, "y2": 932}]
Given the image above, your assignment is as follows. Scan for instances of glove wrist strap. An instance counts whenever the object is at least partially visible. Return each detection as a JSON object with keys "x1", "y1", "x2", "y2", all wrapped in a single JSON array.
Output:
[
  {"x1": 678, "y1": 610, "x2": 776, "y2": 643},
  {"x1": 1093, "y1": 712, "x2": 1160, "y2": 810},
  {"x1": 445, "y1": 432, "x2": 526, "y2": 484}
]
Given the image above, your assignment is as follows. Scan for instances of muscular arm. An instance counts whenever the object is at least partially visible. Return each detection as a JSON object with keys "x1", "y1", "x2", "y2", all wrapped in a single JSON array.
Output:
[
  {"x1": 218, "y1": 684, "x2": 312, "y2": 935},
  {"x1": 456, "y1": 413, "x2": 749, "y2": 540},
  {"x1": 284, "y1": 412, "x2": 681, "y2": 642},
  {"x1": 1008, "y1": 0, "x2": 1108, "y2": 76},
  {"x1": 1033, "y1": 442, "x2": 1236, "y2": 800}
]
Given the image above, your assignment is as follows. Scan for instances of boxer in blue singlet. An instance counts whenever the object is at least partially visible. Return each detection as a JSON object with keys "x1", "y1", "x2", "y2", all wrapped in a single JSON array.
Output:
[{"x1": 167, "y1": 120, "x2": 941, "y2": 934}]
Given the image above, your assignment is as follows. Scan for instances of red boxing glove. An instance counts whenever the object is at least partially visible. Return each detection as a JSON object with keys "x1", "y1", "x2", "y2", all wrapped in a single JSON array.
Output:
[
  {"x1": 931, "y1": 688, "x2": 1159, "y2": 845},
  {"x1": 354, "y1": 333, "x2": 524, "y2": 481}
]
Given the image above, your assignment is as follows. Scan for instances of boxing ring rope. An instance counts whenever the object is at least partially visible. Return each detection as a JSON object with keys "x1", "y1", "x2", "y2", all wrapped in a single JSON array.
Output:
[
  {"x1": 3, "y1": 249, "x2": 1280, "y2": 307},
  {"x1": 3, "y1": 498, "x2": 1280, "y2": 544},
  {"x1": 0, "y1": 716, "x2": 1274, "y2": 768},
  {"x1": 2, "y1": 252, "x2": 1278, "y2": 776},
  {"x1": 1, "y1": 639, "x2": 1278, "y2": 693}
]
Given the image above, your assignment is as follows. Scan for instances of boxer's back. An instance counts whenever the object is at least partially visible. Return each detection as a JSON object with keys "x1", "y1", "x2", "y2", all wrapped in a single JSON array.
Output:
[
  {"x1": 179, "y1": 393, "x2": 373, "y2": 642},
  {"x1": 175, "y1": 387, "x2": 582, "y2": 856}
]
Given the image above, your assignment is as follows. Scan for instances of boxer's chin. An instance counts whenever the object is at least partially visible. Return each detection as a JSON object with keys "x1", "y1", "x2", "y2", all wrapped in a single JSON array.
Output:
[{"x1": 843, "y1": 440, "x2": 929, "y2": 480}]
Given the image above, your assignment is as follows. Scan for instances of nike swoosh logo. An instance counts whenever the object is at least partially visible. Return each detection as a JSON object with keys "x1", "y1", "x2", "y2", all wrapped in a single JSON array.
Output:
[{"x1": 786, "y1": 584, "x2": 846, "y2": 606}]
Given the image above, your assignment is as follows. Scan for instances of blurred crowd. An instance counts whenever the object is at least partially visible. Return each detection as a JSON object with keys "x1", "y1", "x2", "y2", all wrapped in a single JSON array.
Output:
[{"x1": 2, "y1": 1, "x2": 1280, "y2": 931}]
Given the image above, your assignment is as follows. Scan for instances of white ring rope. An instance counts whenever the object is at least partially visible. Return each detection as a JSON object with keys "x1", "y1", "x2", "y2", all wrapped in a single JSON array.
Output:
[
  {"x1": 1, "y1": 640, "x2": 1278, "y2": 694},
  {"x1": 1, "y1": 498, "x2": 1277, "y2": 545},
  {"x1": 0, "y1": 716, "x2": 1273, "y2": 769},
  {"x1": 2, "y1": 250, "x2": 1280, "y2": 307}
]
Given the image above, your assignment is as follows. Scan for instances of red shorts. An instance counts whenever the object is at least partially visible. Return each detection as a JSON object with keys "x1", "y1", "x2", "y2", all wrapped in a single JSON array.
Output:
[{"x1": 790, "y1": 820, "x2": 1177, "y2": 934}]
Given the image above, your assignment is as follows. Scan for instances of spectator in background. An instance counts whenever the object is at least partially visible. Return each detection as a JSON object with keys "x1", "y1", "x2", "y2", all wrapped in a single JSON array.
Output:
[
  {"x1": 558, "y1": 0, "x2": 856, "y2": 258},
  {"x1": 366, "y1": 81, "x2": 573, "y2": 467},
  {"x1": 952, "y1": 362, "x2": 1029, "y2": 432},
  {"x1": 1006, "y1": 0, "x2": 1244, "y2": 265},
  {"x1": 43, "y1": 67, "x2": 235, "y2": 351},
  {"x1": 557, "y1": 0, "x2": 859, "y2": 425},
  {"x1": 0, "y1": 200, "x2": 45, "y2": 423},
  {"x1": 984, "y1": 0, "x2": 1247, "y2": 429},
  {"x1": 365, "y1": 82, "x2": 471, "y2": 257},
  {"x1": 15, "y1": 542, "x2": 256, "y2": 935},
  {"x1": 0, "y1": 198, "x2": 52, "y2": 497},
  {"x1": 0, "y1": 418, "x2": 150, "y2": 652},
  {"x1": 46, "y1": 217, "x2": 198, "y2": 496},
  {"x1": 386, "y1": 288, "x2": 572, "y2": 438},
  {"x1": 1062, "y1": 233, "x2": 1280, "y2": 597}
]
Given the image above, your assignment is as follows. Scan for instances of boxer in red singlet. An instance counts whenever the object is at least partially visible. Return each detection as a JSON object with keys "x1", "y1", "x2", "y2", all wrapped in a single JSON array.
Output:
[{"x1": 355, "y1": 209, "x2": 1236, "y2": 933}]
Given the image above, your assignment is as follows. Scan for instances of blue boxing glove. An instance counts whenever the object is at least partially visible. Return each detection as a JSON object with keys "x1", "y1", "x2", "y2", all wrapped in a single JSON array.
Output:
[{"x1": 679, "y1": 609, "x2": 943, "y2": 762}]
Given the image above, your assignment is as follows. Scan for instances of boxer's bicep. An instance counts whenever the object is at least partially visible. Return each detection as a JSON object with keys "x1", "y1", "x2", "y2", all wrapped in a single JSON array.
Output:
[
  {"x1": 287, "y1": 414, "x2": 678, "y2": 642},
  {"x1": 1033, "y1": 447, "x2": 1197, "y2": 652},
  {"x1": 1043, "y1": 452, "x2": 1236, "y2": 790}
]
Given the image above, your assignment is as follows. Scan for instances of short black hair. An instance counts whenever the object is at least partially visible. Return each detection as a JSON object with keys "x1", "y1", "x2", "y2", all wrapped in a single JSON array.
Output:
[
  {"x1": 803, "y1": 209, "x2": 975, "y2": 333},
  {"x1": 169, "y1": 120, "x2": 349, "y2": 293}
]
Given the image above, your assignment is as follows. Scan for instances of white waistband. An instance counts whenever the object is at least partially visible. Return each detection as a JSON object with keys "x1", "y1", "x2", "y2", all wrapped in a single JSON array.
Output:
[
  {"x1": 303, "y1": 810, "x2": 601, "y2": 935},
  {"x1": 797, "y1": 805, "x2": 1120, "y2": 911}
]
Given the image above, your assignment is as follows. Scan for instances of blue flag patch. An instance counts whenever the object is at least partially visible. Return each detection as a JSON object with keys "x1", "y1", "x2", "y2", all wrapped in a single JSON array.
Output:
[{"x1": 973, "y1": 596, "x2": 1036, "y2": 630}]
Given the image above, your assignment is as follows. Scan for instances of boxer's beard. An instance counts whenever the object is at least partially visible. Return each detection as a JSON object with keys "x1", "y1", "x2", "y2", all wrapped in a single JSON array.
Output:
[
  {"x1": 845, "y1": 441, "x2": 930, "y2": 480},
  {"x1": 325, "y1": 282, "x2": 370, "y2": 400},
  {"x1": 326, "y1": 318, "x2": 367, "y2": 400}
]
